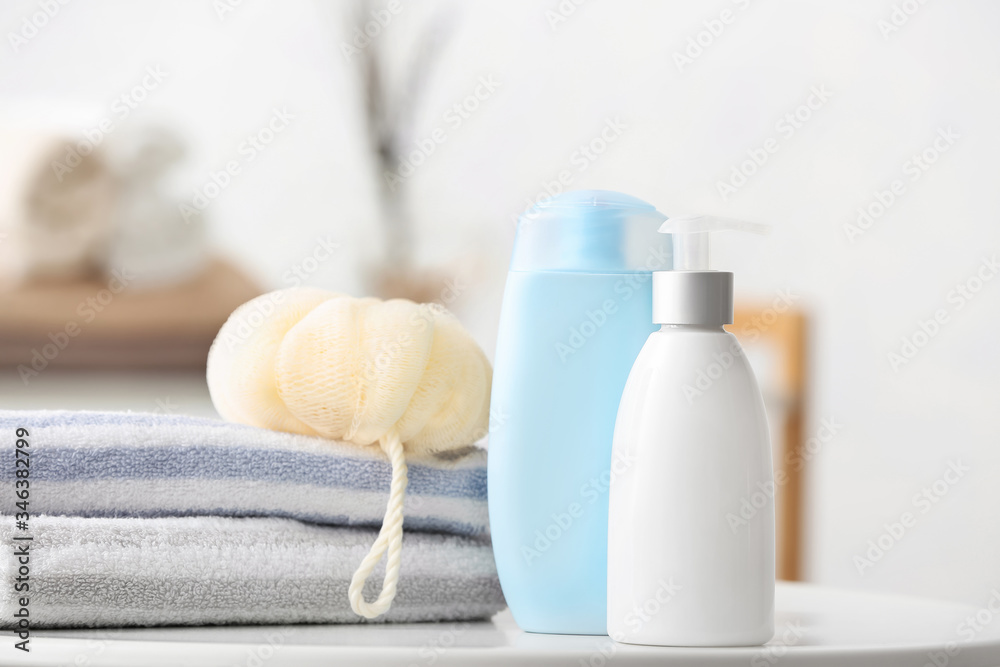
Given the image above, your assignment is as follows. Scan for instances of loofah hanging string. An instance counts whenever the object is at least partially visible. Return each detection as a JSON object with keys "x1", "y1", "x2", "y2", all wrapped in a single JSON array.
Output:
[
  {"x1": 347, "y1": 429, "x2": 408, "y2": 618},
  {"x1": 207, "y1": 290, "x2": 491, "y2": 620}
]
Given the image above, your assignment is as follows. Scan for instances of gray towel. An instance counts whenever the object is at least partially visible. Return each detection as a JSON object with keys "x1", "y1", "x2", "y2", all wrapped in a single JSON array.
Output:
[{"x1": 0, "y1": 515, "x2": 505, "y2": 628}]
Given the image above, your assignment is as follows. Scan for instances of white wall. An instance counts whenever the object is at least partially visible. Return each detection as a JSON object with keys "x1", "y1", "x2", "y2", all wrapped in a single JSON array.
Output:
[{"x1": 2, "y1": 0, "x2": 999, "y2": 605}]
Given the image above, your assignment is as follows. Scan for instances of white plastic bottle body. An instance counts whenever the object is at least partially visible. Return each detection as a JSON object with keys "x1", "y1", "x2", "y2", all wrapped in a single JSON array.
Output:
[{"x1": 608, "y1": 325, "x2": 775, "y2": 646}]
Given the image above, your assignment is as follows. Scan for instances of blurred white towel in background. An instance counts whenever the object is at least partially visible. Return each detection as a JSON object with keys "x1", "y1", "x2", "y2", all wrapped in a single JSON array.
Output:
[
  {"x1": 0, "y1": 115, "x2": 207, "y2": 290},
  {"x1": 0, "y1": 126, "x2": 116, "y2": 284},
  {"x1": 104, "y1": 123, "x2": 208, "y2": 289}
]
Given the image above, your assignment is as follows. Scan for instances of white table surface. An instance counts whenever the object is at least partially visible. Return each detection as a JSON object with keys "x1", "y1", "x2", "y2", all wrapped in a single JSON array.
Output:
[{"x1": 9, "y1": 582, "x2": 1000, "y2": 667}]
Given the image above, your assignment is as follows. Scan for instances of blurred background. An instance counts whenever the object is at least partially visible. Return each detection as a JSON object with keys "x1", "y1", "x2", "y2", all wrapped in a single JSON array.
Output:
[{"x1": 1, "y1": 0, "x2": 998, "y2": 610}]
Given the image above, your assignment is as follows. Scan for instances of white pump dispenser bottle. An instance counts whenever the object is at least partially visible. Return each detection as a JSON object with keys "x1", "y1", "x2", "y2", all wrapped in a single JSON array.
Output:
[{"x1": 607, "y1": 215, "x2": 775, "y2": 647}]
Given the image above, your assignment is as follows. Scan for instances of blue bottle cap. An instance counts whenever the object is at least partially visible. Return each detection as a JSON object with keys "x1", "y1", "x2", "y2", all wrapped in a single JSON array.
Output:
[{"x1": 511, "y1": 190, "x2": 670, "y2": 273}]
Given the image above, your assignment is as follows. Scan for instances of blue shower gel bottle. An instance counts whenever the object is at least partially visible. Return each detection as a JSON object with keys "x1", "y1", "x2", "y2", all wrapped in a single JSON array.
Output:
[{"x1": 488, "y1": 190, "x2": 670, "y2": 634}]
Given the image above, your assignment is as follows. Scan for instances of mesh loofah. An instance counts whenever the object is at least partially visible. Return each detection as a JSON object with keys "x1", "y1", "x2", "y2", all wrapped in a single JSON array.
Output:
[
  {"x1": 206, "y1": 288, "x2": 492, "y2": 619},
  {"x1": 207, "y1": 287, "x2": 335, "y2": 436}
]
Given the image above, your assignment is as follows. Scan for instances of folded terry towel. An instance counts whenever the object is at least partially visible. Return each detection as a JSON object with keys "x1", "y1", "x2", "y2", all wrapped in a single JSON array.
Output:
[
  {"x1": 0, "y1": 410, "x2": 488, "y2": 536},
  {"x1": 0, "y1": 515, "x2": 505, "y2": 627}
]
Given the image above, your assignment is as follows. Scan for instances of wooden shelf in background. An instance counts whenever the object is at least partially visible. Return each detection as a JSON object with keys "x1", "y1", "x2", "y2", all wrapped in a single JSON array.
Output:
[
  {"x1": 0, "y1": 258, "x2": 261, "y2": 370},
  {"x1": 729, "y1": 307, "x2": 808, "y2": 582}
]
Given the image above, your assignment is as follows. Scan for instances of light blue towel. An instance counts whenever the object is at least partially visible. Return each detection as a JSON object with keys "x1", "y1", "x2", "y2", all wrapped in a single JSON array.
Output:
[{"x1": 0, "y1": 410, "x2": 488, "y2": 536}]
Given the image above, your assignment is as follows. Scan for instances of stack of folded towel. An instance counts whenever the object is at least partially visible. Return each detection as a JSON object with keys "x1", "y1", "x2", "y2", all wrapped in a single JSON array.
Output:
[{"x1": 0, "y1": 410, "x2": 504, "y2": 627}]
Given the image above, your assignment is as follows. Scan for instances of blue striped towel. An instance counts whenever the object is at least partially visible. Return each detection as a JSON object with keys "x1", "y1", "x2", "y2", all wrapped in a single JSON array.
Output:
[{"x1": 0, "y1": 410, "x2": 488, "y2": 536}]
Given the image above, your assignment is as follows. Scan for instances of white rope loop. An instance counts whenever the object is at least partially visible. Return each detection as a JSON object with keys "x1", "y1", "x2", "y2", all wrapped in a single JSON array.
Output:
[{"x1": 348, "y1": 429, "x2": 409, "y2": 619}]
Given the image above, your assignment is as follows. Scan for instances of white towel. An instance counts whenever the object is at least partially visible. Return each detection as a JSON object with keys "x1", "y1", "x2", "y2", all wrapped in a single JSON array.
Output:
[{"x1": 0, "y1": 124, "x2": 116, "y2": 284}]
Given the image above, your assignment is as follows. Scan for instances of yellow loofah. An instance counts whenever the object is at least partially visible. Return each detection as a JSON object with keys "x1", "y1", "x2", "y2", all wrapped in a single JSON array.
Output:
[{"x1": 206, "y1": 288, "x2": 492, "y2": 619}]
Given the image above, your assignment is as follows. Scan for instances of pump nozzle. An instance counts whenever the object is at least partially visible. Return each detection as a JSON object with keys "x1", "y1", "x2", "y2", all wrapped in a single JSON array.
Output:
[
  {"x1": 658, "y1": 215, "x2": 770, "y2": 271},
  {"x1": 651, "y1": 214, "x2": 770, "y2": 326}
]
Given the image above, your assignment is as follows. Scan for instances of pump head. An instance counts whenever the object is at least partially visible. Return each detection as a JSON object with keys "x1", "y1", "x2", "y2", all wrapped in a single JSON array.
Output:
[{"x1": 652, "y1": 214, "x2": 769, "y2": 326}]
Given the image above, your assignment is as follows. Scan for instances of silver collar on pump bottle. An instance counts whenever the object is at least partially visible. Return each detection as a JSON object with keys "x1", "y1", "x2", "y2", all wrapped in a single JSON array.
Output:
[{"x1": 653, "y1": 215, "x2": 770, "y2": 326}]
